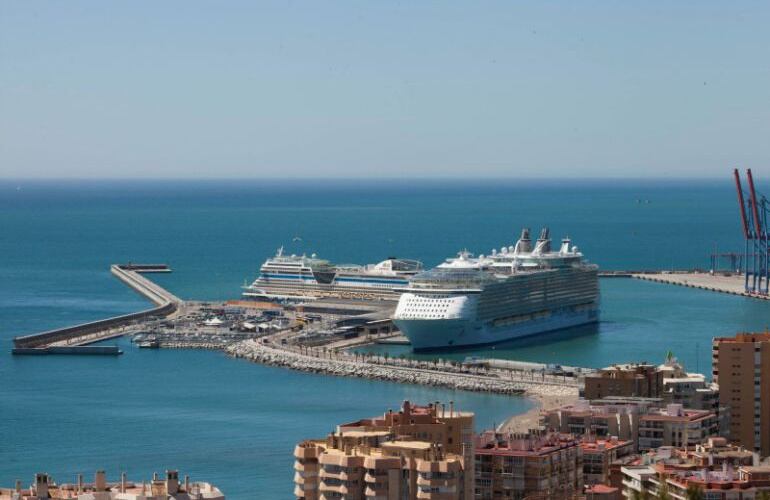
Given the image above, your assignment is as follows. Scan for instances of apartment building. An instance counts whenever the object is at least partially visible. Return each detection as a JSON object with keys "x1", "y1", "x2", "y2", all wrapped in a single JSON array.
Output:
[
  {"x1": 294, "y1": 400, "x2": 474, "y2": 499},
  {"x1": 713, "y1": 332, "x2": 770, "y2": 457},
  {"x1": 621, "y1": 462, "x2": 770, "y2": 499},
  {"x1": 584, "y1": 363, "x2": 662, "y2": 400},
  {"x1": 474, "y1": 430, "x2": 582, "y2": 499},
  {"x1": 0, "y1": 470, "x2": 224, "y2": 500},
  {"x1": 620, "y1": 436, "x2": 768, "y2": 498},
  {"x1": 586, "y1": 354, "x2": 720, "y2": 406},
  {"x1": 580, "y1": 437, "x2": 634, "y2": 486},
  {"x1": 542, "y1": 399, "x2": 646, "y2": 445},
  {"x1": 637, "y1": 404, "x2": 718, "y2": 451}
]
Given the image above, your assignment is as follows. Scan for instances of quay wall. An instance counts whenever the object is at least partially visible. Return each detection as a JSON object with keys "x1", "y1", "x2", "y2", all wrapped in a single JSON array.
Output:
[
  {"x1": 12, "y1": 302, "x2": 176, "y2": 348},
  {"x1": 12, "y1": 346, "x2": 123, "y2": 355},
  {"x1": 12, "y1": 264, "x2": 179, "y2": 349}
]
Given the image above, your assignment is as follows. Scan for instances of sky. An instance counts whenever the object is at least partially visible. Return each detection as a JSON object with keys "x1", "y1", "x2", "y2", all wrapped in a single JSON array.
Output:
[{"x1": 1, "y1": 1, "x2": 769, "y2": 179}]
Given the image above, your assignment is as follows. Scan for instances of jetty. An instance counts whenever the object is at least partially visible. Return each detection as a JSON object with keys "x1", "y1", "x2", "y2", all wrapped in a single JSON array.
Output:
[{"x1": 12, "y1": 264, "x2": 182, "y2": 355}]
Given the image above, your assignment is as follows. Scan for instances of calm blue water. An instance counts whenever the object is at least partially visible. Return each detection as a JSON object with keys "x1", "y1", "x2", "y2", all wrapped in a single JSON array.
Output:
[{"x1": 2, "y1": 179, "x2": 769, "y2": 498}]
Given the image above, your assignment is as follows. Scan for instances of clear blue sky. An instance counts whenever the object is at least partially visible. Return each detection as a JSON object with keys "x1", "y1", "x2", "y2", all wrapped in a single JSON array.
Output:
[{"x1": 1, "y1": 1, "x2": 769, "y2": 179}]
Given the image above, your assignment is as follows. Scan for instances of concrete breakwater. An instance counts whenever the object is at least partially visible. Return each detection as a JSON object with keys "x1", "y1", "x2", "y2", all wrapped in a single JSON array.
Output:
[
  {"x1": 226, "y1": 340, "x2": 577, "y2": 398},
  {"x1": 12, "y1": 264, "x2": 181, "y2": 352}
]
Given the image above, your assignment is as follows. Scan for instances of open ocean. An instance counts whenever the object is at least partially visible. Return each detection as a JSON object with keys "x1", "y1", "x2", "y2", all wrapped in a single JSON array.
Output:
[{"x1": 2, "y1": 178, "x2": 770, "y2": 498}]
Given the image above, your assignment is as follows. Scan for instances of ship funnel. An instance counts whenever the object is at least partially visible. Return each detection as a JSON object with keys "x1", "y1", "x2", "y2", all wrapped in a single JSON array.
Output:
[
  {"x1": 514, "y1": 228, "x2": 532, "y2": 254},
  {"x1": 559, "y1": 237, "x2": 571, "y2": 254},
  {"x1": 532, "y1": 227, "x2": 551, "y2": 254}
]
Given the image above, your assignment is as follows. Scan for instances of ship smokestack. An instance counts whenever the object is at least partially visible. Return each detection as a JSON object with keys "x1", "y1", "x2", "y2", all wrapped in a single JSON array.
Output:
[
  {"x1": 533, "y1": 227, "x2": 551, "y2": 254},
  {"x1": 514, "y1": 228, "x2": 532, "y2": 254}
]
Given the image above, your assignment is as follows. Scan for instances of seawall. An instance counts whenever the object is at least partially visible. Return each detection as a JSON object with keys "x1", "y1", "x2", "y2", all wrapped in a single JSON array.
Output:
[
  {"x1": 225, "y1": 339, "x2": 578, "y2": 398},
  {"x1": 12, "y1": 264, "x2": 181, "y2": 351}
]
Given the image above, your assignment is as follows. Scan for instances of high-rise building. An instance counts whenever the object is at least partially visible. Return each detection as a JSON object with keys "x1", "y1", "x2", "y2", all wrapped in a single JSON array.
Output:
[
  {"x1": 474, "y1": 430, "x2": 583, "y2": 499},
  {"x1": 713, "y1": 332, "x2": 770, "y2": 457},
  {"x1": 293, "y1": 400, "x2": 474, "y2": 499}
]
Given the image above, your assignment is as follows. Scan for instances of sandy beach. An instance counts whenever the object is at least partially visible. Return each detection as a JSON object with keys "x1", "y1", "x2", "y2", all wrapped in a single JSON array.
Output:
[{"x1": 498, "y1": 390, "x2": 580, "y2": 434}]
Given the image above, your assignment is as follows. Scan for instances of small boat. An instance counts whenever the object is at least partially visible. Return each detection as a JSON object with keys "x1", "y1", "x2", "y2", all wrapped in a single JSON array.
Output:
[{"x1": 138, "y1": 339, "x2": 160, "y2": 349}]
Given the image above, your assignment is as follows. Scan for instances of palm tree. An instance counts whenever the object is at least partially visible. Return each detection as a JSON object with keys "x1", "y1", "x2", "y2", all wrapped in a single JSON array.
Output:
[
  {"x1": 631, "y1": 489, "x2": 650, "y2": 500},
  {"x1": 685, "y1": 483, "x2": 704, "y2": 500},
  {"x1": 657, "y1": 480, "x2": 672, "y2": 500}
]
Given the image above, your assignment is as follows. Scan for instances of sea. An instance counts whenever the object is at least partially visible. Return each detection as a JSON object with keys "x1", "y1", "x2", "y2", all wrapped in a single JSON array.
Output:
[{"x1": 2, "y1": 178, "x2": 770, "y2": 499}]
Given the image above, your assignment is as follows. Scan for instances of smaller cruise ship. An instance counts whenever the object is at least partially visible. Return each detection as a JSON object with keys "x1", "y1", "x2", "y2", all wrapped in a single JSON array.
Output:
[
  {"x1": 243, "y1": 247, "x2": 422, "y2": 300},
  {"x1": 334, "y1": 259, "x2": 423, "y2": 290},
  {"x1": 253, "y1": 247, "x2": 336, "y2": 287}
]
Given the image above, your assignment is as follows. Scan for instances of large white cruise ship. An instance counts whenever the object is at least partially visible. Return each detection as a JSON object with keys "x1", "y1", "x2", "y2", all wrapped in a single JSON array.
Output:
[
  {"x1": 243, "y1": 247, "x2": 422, "y2": 300},
  {"x1": 392, "y1": 228, "x2": 599, "y2": 351}
]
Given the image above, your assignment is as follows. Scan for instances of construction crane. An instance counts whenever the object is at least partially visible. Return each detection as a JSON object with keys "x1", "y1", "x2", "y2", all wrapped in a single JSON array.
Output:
[{"x1": 734, "y1": 168, "x2": 769, "y2": 294}]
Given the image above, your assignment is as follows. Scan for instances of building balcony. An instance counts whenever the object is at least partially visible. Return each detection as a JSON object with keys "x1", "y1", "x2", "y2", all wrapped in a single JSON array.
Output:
[
  {"x1": 320, "y1": 469, "x2": 362, "y2": 481},
  {"x1": 318, "y1": 483, "x2": 354, "y2": 497},
  {"x1": 416, "y1": 489, "x2": 457, "y2": 500},
  {"x1": 296, "y1": 461, "x2": 320, "y2": 473},
  {"x1": 364, "y1": 472, "x2": 390, "y2": 483},
  {"x1": 416, "y1": 475, "x2": 454, "y2": 488},
  {"x1": 295, "y1": 472, "x2": 320, "y2": 484},
  {"x1": 294, "y1": 484, "x2": 319, "y2": 499},
  {"x1": 364, "y1": 484, "x2": 389, "y2": 497},
  {"x1": 295, "y1": 444, "x2": 322, "y2": 460},
  {"x1": 363, "y1": 495, "x2": 388, "y2": 500}
]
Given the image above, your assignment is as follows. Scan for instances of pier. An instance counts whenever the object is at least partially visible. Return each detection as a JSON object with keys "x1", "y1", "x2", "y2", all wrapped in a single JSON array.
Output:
[
  {"x1": 599, "y1": 269, "x2": 770, "y2": 300},
  {"x1": 12, "y1": 264, "x2": 182, "y2": 355},
  {"x1": 630, "y1": 271, "x2": 768, "y2": 299}
]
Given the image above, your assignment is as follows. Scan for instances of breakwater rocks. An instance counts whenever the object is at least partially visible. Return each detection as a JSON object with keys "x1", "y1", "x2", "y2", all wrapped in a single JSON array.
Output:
[{"x1": 226, "y1": 340, "x2": 575, "y2": 398}]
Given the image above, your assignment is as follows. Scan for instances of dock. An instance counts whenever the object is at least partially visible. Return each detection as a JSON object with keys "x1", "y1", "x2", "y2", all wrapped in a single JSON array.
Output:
[
  {"x1": 630, "y1": 271, "x2": 768, "y2": 300},
  {"x1": 12, "y1": 264, "x2": 182, "y2": 355}
]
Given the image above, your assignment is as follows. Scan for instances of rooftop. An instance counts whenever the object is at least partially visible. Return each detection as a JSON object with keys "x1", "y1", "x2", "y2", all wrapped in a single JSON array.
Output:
[
  {"x1": 475, "y1": 430, "x2": 580, "y2": 457},
  {"x1": 585, "y1": 484, "x2": 619, "y2": 494},
  {"x1": 714, "y1": 332, "x2": 770, "y2": 344},
  {"x1": 580, "y1": 438, "x2": 633, "y2": 453}
]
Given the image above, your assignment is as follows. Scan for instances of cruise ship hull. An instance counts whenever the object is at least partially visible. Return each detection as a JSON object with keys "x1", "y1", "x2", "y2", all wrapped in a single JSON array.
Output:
[{"x1": 393, "y1": 304, "x2": 599, "y2": 351}]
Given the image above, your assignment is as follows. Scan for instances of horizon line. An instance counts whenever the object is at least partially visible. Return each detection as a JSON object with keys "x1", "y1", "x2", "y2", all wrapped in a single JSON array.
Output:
[{"x1": 0, "y1": 175, "x2": 738, "y2": 182}]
